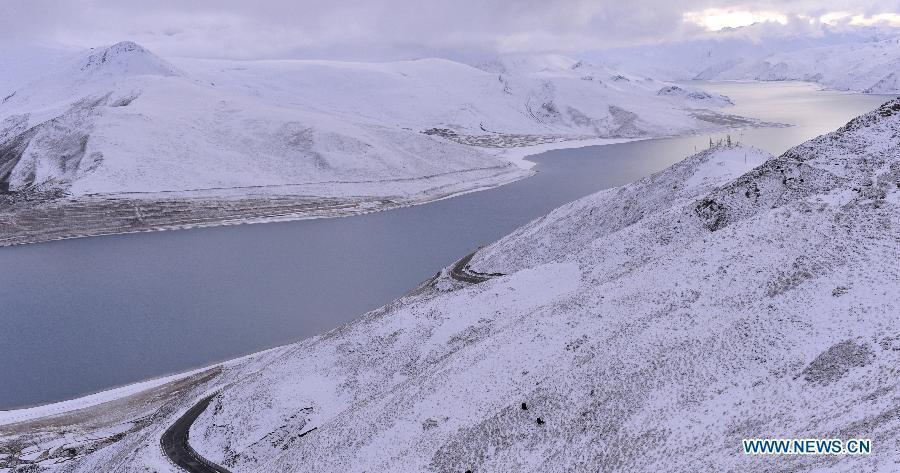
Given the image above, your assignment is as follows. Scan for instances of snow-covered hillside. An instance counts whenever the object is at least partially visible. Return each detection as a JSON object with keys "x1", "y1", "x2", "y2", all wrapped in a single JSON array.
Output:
[
  {"x1": 0, "y1": 41, "x2": 752, "y2": 199},
  {"x1": 598, "y1": 27, "x2": 900, "y2": 94},
  {"x1": 0, "y1": 42, "x2": 524, "y2": 197},
  {"x1": 3, "y1": 98, "x2": 897, "y2": 472}
]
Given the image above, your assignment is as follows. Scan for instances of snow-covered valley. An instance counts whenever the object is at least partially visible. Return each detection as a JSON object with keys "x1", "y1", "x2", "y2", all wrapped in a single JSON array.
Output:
[
  {"x1": 0, "y1": 41, "x2": 766, "y2": 245},
  {"x1": 2, "y1": 94, "x2": 898, "y2": 472},
  {"x1": 5, "y1": 2, "x2": 900, "y2": 471}
]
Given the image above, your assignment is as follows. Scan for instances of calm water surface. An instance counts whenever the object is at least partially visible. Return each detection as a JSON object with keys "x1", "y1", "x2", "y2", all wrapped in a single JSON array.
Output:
[{"x1": 0, "y1": 82, "x2": 891, "y2": 409}]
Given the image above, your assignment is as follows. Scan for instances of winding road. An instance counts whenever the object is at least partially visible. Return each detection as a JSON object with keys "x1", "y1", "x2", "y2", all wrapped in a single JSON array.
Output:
[
  {"x1": 161, "y1": 394, "x2": 232, "y2": 473},
  {"x1": 159, "y1": 248, "x2": 498, "y2": 473},
  {"x1": 450, "y1": 248, "x2": 504, "y2": 284}
]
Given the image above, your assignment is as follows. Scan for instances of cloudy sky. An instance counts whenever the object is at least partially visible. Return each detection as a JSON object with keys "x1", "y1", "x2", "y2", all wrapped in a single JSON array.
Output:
[{"x1": 1, "y1": 0, "x2": 898, "y2": 60}]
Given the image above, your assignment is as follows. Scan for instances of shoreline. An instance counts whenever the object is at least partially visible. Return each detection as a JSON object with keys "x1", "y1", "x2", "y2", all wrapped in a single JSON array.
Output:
[
  {"x1": 0, "y1": 124, "x2": 773, "y2": 249},
  {"x1": 0, "y1": 137, "x2": 644, "y2": 248},
  {"x1": 0, "y1": 128, "x2": 755, "y2": 419},
  {"x1": 0, "y1": 163, "x2": 531, "y2": 247},
  {"x1": 0, "y1": 120, "x2": 780, "y2": 416},
  {"x1": 0, "y1": 136, "x2": 640, "y2": 418}
]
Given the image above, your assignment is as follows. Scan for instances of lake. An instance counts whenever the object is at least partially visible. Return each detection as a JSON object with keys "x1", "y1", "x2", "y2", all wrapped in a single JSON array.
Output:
[{"x1": 0, "y1": 81, "x2": 891, "y2": 409}]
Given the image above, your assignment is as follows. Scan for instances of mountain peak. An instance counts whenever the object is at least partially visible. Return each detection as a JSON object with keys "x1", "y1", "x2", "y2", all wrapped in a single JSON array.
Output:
[{"x1": 78, "y1": 41, "x2": 179, "y2": 77}]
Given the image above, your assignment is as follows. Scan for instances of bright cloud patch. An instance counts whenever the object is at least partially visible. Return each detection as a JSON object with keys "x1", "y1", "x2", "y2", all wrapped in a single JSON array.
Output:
[
  {"x1": 685, "y1": 8, "x2": 900, "y2": 32},
  {"x1": 819, "y1": 11, "x2": 900, "y2": 27},
  {"x1": 849, "y1": 13, "x2": 900, "y2": 27},
  {"x1": 683, "y1": 8, "x2": 788, "y2": 31}
]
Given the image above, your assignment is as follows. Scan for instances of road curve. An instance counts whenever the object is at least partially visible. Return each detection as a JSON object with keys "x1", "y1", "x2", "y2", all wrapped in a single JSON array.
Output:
[
  {"x1": 158, "y1": 250, "x2": 498, "y2": 473},
  {"x1": 161, "y1": 394, "x2": 232, "y2": 473},
  {"x1": 450, "y1": 248, "x2": 504, "y2": 284}
]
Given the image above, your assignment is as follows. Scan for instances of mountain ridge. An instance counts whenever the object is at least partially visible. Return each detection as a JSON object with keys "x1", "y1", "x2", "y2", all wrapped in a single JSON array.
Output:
[{"x1": 596, "y1": 29, "x2": 900, "y2": 94}]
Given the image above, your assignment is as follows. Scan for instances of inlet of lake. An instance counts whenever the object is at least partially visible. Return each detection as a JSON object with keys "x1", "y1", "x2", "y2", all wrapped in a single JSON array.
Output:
[{"x1": 0, "y1": 81, "x2": 891, "y2": 409}]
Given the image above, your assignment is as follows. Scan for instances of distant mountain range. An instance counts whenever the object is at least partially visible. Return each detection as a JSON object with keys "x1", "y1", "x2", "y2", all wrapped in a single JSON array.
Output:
[{"x1": 596, "y1": 26, "x2": 900, "y2": 94}]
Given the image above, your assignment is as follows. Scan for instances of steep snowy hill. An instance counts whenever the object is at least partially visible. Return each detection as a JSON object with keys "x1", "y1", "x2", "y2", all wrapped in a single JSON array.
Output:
[
  {"x1": 598, "y1": 28, "x2": 900, "y2": 94},
  {"x1": 3, "y1": 99, "x2": 897, "y2": 472},
  {"x1": 0, "y1": 42, "x2": 525, "y2": 196}
]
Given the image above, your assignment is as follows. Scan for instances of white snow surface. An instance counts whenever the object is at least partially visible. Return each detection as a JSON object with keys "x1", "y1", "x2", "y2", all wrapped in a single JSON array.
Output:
[
  {"x1": 4, "y1": 98, "x2": 897, "y2": 472},
  {"x1": 0, "y1": 42, "x2": 750, "y2": 200}
]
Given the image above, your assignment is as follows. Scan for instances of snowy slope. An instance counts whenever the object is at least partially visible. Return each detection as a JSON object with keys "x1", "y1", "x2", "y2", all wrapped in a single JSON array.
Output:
[
  {"x1": 190, "y1": 99, "x2": 900, "y2": 473},
  {"x1": 0, "y1": 42, "x2": 753, "y2": 199},
  {"x1": 0, "y1": 45, "x2": 79, "y2": 97},
  {"x1": 4, "y1": 98, "x2": 897, "y2": 472},
  {"x1": 185, "y1": 97, "x2": 900, "y2": 471},
  {"x1": 0, "y1": 42, "x2": 525, "y2": 197},
  {"x1": 172, "y1": 52, "x2": 746, "y2": 141}
]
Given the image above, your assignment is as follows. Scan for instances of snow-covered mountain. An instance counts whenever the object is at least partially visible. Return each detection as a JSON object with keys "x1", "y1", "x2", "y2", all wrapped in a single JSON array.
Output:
[
  {"x1": 0, "y1": 42, "x2": 523, "y2": 197},
  {"x1": 0, "y1": 42, "x2": 749, "y2": 199},
  {"x1": 3, "y1": 97, "x2": 898, "y2": 472},
  {"x1": 598, "y1": 27, "x2": 900, "y2": 94}
]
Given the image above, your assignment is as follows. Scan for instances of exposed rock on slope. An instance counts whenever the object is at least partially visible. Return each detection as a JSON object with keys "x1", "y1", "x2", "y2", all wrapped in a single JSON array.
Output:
[
  {"x1": 694, "y1": 99, "x2": 900, "y2": 232},
  {"x1": 474, "y1": 144, "x2": 771, "y2": 273},
  {"x1": 656, "y1": 85, "x2": 733, "y2": 107}
]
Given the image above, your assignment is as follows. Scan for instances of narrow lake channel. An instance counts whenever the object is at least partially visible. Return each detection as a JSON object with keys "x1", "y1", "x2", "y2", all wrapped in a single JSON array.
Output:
[{"x1": 0, "y1": 81, "x2": 891, "y2": 409}]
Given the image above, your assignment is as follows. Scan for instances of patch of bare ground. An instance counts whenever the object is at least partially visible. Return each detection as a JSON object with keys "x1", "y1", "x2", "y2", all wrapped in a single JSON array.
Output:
[{"x1": 0, "y1": 368, "x2": 221, "y2": 471}]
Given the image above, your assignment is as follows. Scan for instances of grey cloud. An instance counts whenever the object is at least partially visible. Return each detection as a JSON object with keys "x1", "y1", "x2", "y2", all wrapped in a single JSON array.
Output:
[{"x1": 0, "y1": 0, "x2": 897, "y2": 60}]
